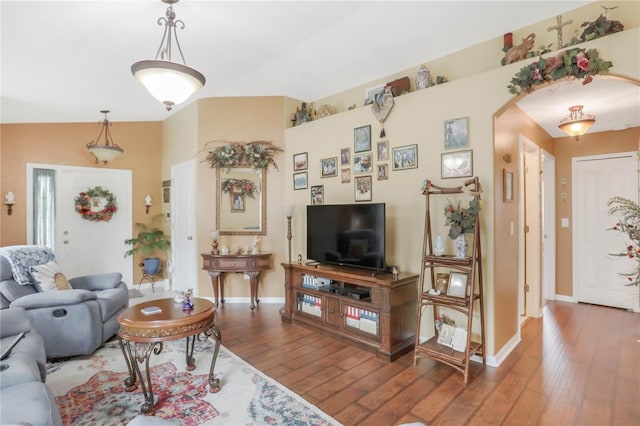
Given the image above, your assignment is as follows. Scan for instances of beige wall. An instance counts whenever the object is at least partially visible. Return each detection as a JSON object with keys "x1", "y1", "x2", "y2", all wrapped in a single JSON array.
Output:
[
  {"x1": 162, "y1": 96, "x2": 288, "y2": 299},
  {"x1": 0, "y1": 121, "x2": 163, "y2": 283},
  {"x1": 554, "y1": 127, "x2": 640, "y2": 296}
]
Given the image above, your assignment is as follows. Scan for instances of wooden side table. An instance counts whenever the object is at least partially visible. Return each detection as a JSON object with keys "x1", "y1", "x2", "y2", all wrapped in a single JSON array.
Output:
[
  {"x1": 201, "y1": 252, "x2": 272, "y2": 310},
  {"x1": 118, "y1": 298, "x2": 221, "y2": 413}
]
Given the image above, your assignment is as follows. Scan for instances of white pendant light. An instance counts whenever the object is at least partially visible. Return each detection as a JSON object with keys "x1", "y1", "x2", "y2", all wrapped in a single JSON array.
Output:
[
  {"x1": 558, "y1": 105, "x2": 596, "y2": 140},
  {"x1": 132, "y1": 0, "x2": 205, "y2": 111},
  {"x1": 86, "y1": 110, "x2": 124, "y2": 164}
]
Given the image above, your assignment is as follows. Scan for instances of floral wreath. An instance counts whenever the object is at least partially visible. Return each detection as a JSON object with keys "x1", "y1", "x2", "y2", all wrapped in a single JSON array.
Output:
[
  {"x1": 74, "y1": 186, "x2": 118, "y2": 222},
  {"x1": 221, "y1": 179, "x2": 258, "y2": 199},
  {"x1": 203, "y1": 140, "x2": 283, "y2": 172}
]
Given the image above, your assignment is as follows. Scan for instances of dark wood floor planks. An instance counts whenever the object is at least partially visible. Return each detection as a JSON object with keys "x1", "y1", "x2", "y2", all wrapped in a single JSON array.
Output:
[{"x1": 214, "y1": 300, "x2": 640, "y2": 426}]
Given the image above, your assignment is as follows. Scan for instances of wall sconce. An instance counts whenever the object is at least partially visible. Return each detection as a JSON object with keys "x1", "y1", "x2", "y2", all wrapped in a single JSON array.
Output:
[
  {"x1": 210, "y1": 230, "x2": 219, "y2": 255},
  {"x1": 145, "y1": 195, "x2": 152, "y2": 214},
  {"x1": 285, "y1": 205, "x2": 294, "y2": 265},
  {"x1": 4, "y1": 192, "x2": 15, "y2": 216}
]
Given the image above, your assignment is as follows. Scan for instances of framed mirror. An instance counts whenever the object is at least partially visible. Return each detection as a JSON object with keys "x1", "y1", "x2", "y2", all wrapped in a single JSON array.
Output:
[{"x1": 216, "y1": 167, "x2": 266, "y2": 235}]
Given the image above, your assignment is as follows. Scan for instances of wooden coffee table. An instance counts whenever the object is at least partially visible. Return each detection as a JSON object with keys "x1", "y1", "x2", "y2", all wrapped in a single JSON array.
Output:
[{"x1": 118, "y1": 298, "x2": 221, "y2": 413}]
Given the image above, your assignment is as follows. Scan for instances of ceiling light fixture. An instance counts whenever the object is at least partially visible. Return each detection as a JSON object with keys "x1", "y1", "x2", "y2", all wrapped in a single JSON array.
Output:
[
  {"x1": 558, "y1": 105, "x2": 596, "y2": 140},
  {"x1": 131, "y1": 0, "x2": 205, "y2": 111},
  {"x1": 86, "y1": 110, "x2": 124, "y2": 164}
]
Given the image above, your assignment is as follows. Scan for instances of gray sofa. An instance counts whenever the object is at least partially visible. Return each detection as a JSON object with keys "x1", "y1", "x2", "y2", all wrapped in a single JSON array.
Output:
[
  {"x1": 0, "y1": 307, "x2": 63, "y2": 425},
  {"x1": 0, "y1": 245, "x2": 129, "y2": 358}
]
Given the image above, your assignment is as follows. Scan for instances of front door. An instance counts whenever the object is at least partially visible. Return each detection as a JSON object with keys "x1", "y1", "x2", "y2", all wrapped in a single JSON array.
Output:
[
  {"x1": 27, "y1": 164, "x2": 133, "y2": 286},
  {"x1": 573, "y1": 152, "x2": 639, "y2": 311}
]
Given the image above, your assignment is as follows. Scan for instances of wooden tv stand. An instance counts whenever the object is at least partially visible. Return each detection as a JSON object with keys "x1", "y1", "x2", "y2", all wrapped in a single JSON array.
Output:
[{"x1": 281, "y1": 263, "x2": 418, "y2": 362}]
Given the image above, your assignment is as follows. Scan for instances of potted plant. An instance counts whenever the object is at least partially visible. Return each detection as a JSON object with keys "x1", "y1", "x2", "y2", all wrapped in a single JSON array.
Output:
[
  {"x1": 444, "y1": 198, "x2": 480, "y2": 258},
  {"x1": 608, "y1": 196, "x2": 640, "y2": 286},
  {"x1": 124, "y1": 214, "x2": 170, "y2": 274}
]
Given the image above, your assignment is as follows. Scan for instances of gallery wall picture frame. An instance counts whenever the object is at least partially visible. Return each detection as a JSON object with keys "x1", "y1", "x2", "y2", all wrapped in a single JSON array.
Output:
[
  {"x1": 377, "y1": 140, "x2": 389, "y2": 160},
  {"x1": 392, "y1": 144, "x2": 418, "y2": 170},
  {"x1": 354, "y1": 125, "x2": 372, "y2": 153},
  {"x1": 293, "y1": 172, "x2": 308, "y2": 190},
  {"x1": 441, "y1": 149, "x2": 473, "y2": 179},
  {"x1": 231, "y1": 194, "x2": 245, "y2": 212},
  {"x1": 354, "y1": 175, "x2": 372, "y2": 202},
  {"x1": 503, "y1": 168, "x2": 514, "y2": 202},
  {"x1": 320, "y1": 157, "x2": 338, "y2": 177},
  {"x1": 341, "y1": 168, "x2": 351, "y2": 183},
  {"x1": 353, "y1": 153, "x2": 373, "y2": 175},
  {"x1": 446, "y1": 272, "x2": 468, "y2": 298},
  {"x1": 293, "y1": 152, "x2": 308, "y2": 171},
  {"x1": 162, "y1": 179, "x2": 171, "y2": 203},
  {"x1": 437, "y1": 323, "x2": 456, "y2": 347},
  {"x1": 310, "y1": 185, "x2": 324, "y2": 205},
  {"x1": 444, "y1": 116, "x2": 469, "y2": 150},
  {"x1": 340, "y1": 147, "x2": 351, "y2": 165},
  {"x1": 377, "y1": 164, "x2": 388, "y2": 180}
]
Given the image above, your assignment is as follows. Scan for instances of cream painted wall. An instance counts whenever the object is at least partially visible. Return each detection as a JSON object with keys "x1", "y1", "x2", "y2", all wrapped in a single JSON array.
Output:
[{"x1": 284, "y1": 28, "x2": 640, "y2": 358}]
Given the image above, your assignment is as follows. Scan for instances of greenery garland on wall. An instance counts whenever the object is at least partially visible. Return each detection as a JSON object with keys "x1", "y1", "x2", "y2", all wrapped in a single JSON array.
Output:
[
  {"x1": 203, "y1": 140, "x2": 283, "y2": 171},
  {"x1": 507, "y1": 47, "x2": 613, "y2": 95},
  {"x1": 74, "y1": 186, "x2": 118, "y2": 222}
]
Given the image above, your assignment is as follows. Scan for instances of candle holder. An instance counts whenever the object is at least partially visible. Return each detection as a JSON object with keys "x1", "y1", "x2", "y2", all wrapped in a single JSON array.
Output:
[{"x1": 285, "y1": 205, "x2": 294, "y2": 264}]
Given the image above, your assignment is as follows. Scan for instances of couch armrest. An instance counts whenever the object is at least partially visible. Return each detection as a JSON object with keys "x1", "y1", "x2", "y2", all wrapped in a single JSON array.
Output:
[
  {"x1": 69, "y1": 272, "x2": 123, "y2": 291},
  {"x1": 9, "y1": 289, "x2": 98, "y2": 310},
  {"x1": 0, "y1": 307, "x2": 31, "y2": 338}
]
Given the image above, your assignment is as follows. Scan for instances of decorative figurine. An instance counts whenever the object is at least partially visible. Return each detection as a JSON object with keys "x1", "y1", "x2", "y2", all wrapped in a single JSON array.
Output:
[
  {"x1": 392, "y1": 266, "x2": 399, "y2": 280},
  {"x1": 434, "y1": 235, "x2": 445, "y2": 256},
  {"x1": 182, "y1": 288, "x2": 194, "y2": 311},
  {"x1": 297, "y1": 254, "x2": 302, "y2": 264},
  {"x1": 251, "y1": 236, "x2": 261, "y2": 254},
  {"x1": 415, "y1": 64, "x2": 434, "y2": 90},
  {"x1": 502, "y1": 33, "x2": 535, "y2": 65}
]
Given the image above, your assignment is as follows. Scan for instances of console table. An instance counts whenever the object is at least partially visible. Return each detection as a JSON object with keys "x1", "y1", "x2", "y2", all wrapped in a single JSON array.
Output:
[{"x1": 201, "y1": 253, "x2": 272, "y2": 310}]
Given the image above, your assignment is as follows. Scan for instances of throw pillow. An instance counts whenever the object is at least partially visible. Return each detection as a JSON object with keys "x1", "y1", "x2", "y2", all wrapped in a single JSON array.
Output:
[
  {"x1": 0, "y1": 245, "x2": 56, "y2": 285},
  {"x1": 30, "y1": 261, "x2": 71, "y2": 292}
]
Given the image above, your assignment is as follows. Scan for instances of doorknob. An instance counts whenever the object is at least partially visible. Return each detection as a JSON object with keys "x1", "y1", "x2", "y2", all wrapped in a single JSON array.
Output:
[{"x1": 187, "y1": 236, "x2": 193, "y2": 240}]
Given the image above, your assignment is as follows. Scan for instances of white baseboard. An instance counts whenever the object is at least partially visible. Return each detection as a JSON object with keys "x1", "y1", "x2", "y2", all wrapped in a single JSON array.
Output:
[
  {"x1": 134, "y1": 279, "x2": 170, "y2": 291},
  {"x1": 486, "y1": 333, "x2": 521, "y2": 367},
  {"x1": 554, "y1": 294, "x2": 576, "y2": 303}
]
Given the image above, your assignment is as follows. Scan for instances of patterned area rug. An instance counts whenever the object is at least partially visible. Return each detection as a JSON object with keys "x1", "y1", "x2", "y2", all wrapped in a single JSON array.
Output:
[{"x1": 47, "y1": 339, "x2": 339, "y2": 425}]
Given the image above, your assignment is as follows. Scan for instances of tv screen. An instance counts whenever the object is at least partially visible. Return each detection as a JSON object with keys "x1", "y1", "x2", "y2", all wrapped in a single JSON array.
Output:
[{"x1": 307, "y1": 203, "x2": 386, "y2": 271}]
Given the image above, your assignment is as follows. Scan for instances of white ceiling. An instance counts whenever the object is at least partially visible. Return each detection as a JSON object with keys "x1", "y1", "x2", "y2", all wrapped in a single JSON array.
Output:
[{"x1": 3, "y1": 0, "x2": 636, "y2": 136}]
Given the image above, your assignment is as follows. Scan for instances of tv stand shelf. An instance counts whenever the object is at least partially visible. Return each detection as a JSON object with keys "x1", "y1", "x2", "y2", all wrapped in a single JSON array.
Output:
[{"x1": 281, "y1": 263, "x2": 418, "y2": 362}]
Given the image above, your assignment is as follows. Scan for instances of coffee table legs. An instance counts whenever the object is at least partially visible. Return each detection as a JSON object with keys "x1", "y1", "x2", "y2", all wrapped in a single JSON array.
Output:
[{"x1": 119, "y1": 339, "x2": 162, "y2": 413}]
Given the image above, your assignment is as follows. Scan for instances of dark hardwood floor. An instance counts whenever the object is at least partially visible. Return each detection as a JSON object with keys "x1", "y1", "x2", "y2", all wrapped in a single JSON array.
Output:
[{"x1": 213, "y1": 300, "x2": 639, "y2": 426}]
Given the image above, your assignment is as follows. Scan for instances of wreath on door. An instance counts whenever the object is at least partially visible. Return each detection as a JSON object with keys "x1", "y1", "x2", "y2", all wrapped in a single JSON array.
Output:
[{"x1": 74, "y1": 186, "x2": 118, "y2": 222}]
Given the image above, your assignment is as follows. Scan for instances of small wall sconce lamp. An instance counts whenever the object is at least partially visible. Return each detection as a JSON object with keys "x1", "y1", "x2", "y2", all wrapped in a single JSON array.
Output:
[
  {"x1": 145, "y1": 195, "x2": 152, "y2": 214},
  {"x1": 4, "y1": 192, "x2": 15, "y2": 216}
]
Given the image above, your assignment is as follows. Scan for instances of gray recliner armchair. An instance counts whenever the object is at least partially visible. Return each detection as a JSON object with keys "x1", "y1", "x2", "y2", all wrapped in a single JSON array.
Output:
[{"x1": 0, "y1": 245, "x2": 129, "y2": 359}]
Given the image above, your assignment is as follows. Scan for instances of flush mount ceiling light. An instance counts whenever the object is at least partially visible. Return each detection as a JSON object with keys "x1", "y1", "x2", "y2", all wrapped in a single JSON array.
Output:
[
  {"x1": 131, "y1": 0, "x2": 205, "y2": 111},
  {"x1": 86, "y1": 110, "x2": 124, "y2": 164},
  {"x1": 558, "y1": 105, "x2": 596, "y2": 140}
]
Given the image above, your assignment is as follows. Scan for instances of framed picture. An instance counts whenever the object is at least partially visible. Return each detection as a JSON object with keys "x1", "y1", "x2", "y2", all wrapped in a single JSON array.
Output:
[
  {"x1": 441, "y1": 150, "x2": 473, "y2": 179},
  {"x1": 354, "y1": 175, "x2": 372, "y2": 202},
  {"x1": 293, "y1": 172, "x2": 308, "y2": 190},
  {"x1": 231, "y1": 194, "x2": 245, "y2": 212},
  {"x1": 392, "y1": 144, "x2": 418, "y2": 170},
  {"x1": 364, "y1": 84, "x2": 385, "y2": 106},
  {"x1": 446, "y1": 272, "x2": 468, "y2": 298},
  {"x1": 321, "y1": 157, "x2": 337, "y2": 177},
  {"x1": 354, "y1": 125, "x2": 371, "y2": 153},
  {"x1": 340, "y1": 147, "x2": 351, "y2": 165},
  {"x1": 437, "y1": 323, "x2": 456, "y2": 347},
  {"x1": 503, "y1": 168, "x2": 514, "y2": 202},
  {"x1": 377, "y1": 164, "x2": 388, "y2": 180},
  {"x1": 444, "y1": 117, "x2": 469, "y2": 149},
  {"x1": 310, "y1": 185, "x2": 324, "y2": 205},
  {"x1": 353, "y1": 153, "x2": 373, "y2": 174},
  {"x1": 162, "y1": 180, "x2": 171, "y2": 203},
  {"x1": 377, "y1": 140, "x2": 389, "y2": 160},
  {"x1": 293, "y1": 152, "x2": 308, "y2": 171},
  {"x1": 341, "y1": 168, "x2": 351, "y2": 183}
]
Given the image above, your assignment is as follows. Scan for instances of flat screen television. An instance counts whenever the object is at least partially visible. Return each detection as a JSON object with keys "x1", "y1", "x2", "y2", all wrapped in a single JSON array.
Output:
[{"x1": 307, "y1": 203, "x2": 386, "y2": 271}]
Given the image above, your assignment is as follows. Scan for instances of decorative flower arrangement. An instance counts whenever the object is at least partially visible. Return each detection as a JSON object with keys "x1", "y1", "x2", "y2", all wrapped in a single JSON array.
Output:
[
  {"x1": 607, "y1": 196, "x2": 640, "y2": 286},
  {"x1": 435, "y1": 313, "x2": 455, "y2": 334},
  {"x1": 444, "y1": 198, "x2": 480, "y2": 239},
  {"x1": 74, "y1": 186, "x2": 118, "y2": 222},
  {"x1": 507, "y1": 47, "x2": 613, "y2": 95},
  {"x1": 221, "y1": 179, "x2": 258, "y2": 198},
  {"x1": 204, "y1": 141, "x2": 283, "y2": 171}
]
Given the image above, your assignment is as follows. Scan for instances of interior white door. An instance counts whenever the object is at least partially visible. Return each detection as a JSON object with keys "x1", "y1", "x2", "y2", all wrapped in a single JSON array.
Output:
[
  {"x1": 541, "y1": 150, "x2": 556, "y2": 304},
  {"x1": 171, "y1": 160, "x2": 196, "y2": 294},
  {"x1": 53, "y1": 166, "x2": 132, "y2": 285},
  {"x1": 573, "y1": 152, "x2": 639, "y2": 311}
]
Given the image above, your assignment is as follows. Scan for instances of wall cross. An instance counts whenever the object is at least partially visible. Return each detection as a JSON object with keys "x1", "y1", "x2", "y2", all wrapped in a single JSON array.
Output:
[{"x1": 547, "y1": 15, "x2": 573, "y2": 49}]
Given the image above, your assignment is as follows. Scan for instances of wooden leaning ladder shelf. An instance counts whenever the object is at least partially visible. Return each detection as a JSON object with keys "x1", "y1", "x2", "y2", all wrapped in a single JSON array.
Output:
[{"x1": 413, "y1": 177, "x2": 486, "y2": 384}]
